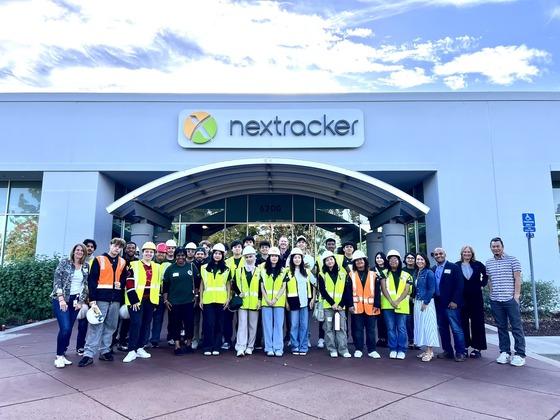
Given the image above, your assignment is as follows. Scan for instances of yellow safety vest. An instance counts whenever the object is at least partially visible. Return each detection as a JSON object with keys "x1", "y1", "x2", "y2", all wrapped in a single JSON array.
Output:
[
  {"x1": 380, "y1": 270, "x2": 413, "y2": 314},
  {"x1": 261, "y1": 268, "x2": 287, "y2": 308},
  {"x1": 125, "y1": 260, "x2": 161, "y2": 305},
  {"x1": 201, "y1": 265, "x2": 229, "y2": 304},
  {"x1": 285, "y1": 269, "x2": 312, "y2": 310},
  {"x1": 236, "y1": 265, "x2": 261, "y2": 310},
  {"x1": 323, "y1": 270, "x2": 347, "y2": 308}
]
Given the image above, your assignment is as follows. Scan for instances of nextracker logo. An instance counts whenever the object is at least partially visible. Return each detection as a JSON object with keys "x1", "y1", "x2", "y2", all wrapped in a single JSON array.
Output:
[{"x1": 178, "y1": 108, "x2": 364, "y2": 149}]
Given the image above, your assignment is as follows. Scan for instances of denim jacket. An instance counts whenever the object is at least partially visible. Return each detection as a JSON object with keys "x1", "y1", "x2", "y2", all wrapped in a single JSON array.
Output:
[{"x1": 415, "y1": 268, "x2": 436, "y2": 305}]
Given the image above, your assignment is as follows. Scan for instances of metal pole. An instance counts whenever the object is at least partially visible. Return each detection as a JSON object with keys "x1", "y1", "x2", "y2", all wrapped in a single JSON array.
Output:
[{"x1": 528, "y1": 236, "x2": 539, "y2": 330}]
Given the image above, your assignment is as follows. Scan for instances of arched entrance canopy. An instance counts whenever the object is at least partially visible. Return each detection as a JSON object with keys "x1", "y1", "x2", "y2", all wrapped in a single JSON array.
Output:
[{"x1": 106, "y1": 158, "x2": 430, "y2": 228}]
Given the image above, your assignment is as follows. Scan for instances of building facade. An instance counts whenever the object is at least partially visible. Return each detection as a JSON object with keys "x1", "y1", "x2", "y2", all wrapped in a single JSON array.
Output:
[{"x1": 1, "y1": 92, "x2": 559, "y2": 286}]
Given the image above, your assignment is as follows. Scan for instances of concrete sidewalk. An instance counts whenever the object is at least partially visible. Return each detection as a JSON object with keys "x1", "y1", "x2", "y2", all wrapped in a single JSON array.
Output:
[{"x1": 1, "y1": 320, "x2": 559, "y2": 420}]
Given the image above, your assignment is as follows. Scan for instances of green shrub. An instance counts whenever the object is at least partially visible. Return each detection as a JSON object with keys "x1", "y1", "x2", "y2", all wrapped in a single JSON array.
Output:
[
  {"x1": 0, "y1": 255, "x2": 61, "y2": 326},
  {"x1": 483, "y1": 279, "x2": 560, "y2": 316}
]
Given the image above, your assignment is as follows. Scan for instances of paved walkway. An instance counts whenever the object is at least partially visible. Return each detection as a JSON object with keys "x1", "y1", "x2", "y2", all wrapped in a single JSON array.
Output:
[{"x1": 1, "y1": 320, "x2": 560, "y2": 420}]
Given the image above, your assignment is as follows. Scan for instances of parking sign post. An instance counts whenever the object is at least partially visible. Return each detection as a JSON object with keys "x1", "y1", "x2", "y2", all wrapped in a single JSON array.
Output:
[{"x1": 522, "y1": 213, "x2": 538, "y2": 330}]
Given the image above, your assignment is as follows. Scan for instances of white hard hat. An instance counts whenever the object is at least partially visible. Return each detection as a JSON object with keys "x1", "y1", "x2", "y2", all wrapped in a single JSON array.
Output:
[
  {"x1": 165, "y1": 239, "x2": 177, "y2": 247},
  {"x1": 290, "y1": 248, "x2": 304, "y2": 256},
  {"x1": 321, "y1": 250, "x2": 335, "y2": 261},
  {"x1": 76, "y1": 304, "x2": 89, "y2": 320},
  {"x1": 268, "y1": 246, "x2": 280, "y2": 256},
  {"x1": 185, "y1": 242, "x2": 197, "y2": 250},
  {"x1": 352, "y1": 250, "x2": 367, "y2": 261},
  {"x1": 86, "y1": 305, "x2": 104, "y2": 325},
  {"x1": 386, "y1": 249, "x2": 401, "y2": 259},
  {"x1": 212, "y1": 243, "x2": 226, "y2": 253},
  {"x1": 119, "y1": 304, "x2": 130, "y2": 320},
  {"x1": 242, "y1": 246, "x2": 256, "y2": 256}
]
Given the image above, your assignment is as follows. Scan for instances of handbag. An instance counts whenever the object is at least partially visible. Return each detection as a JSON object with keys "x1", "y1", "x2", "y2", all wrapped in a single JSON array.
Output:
[
  {"x1": 228, "y1": 295, "x2": 243, "y2": 312},
  {"x1": 313, "y1": 299, "x2": 325, "y2": 322}
]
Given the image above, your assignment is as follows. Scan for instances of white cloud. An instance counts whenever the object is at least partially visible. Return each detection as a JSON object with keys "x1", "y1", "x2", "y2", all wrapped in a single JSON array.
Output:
[
  {"x1": 377, "y1": 67, "x2": 434, "y2": 88},
  {"x1": 443, "y1": 75, "x2": 467, "y2": 89},
  {"x1": 345, "y1": 28, "x2": 374, "y2": 38},
  {"x1": 434, "y1": 45, "x2": 550, "y2": 85}
]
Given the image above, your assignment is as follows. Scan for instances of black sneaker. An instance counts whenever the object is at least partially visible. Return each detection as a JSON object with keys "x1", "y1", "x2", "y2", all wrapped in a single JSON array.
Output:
[
  {"x1": 436, "y1": 351, "x2": 455, "y2": 359},
  {"x1": 117, "y1": 344, "x2": 129, "y2": 352},
  {"x1": 174, "y1": 348, "x2": 183, "y2": 356},
  {"x1": 151, "y1": 342, "x2": 160, "y2": 348},
  {"x1": 99, "y1": 353, "x2": 114, "y2": 361},
  {"x1": 78, "y1": 356, "x2": 93, "y2": 367},
  {"x1": 76, "y1": 348, "x2": 85, "y2": 356}
]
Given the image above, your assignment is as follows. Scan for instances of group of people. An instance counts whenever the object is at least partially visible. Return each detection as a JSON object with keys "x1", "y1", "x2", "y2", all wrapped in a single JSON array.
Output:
[{"x1": 51, "y1": 234, "x2": 527, "y2": 368}]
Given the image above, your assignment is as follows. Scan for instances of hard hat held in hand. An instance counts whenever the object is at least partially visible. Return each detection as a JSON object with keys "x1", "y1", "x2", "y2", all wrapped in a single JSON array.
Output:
[{"x1": 86, "y1": 304, "x2": 105, "y2": 325}]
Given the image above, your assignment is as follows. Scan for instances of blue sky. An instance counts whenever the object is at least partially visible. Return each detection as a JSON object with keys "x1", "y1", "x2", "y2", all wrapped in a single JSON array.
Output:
[{"x1": 0, "y1": 0, "x2": 557, "y2": 93}]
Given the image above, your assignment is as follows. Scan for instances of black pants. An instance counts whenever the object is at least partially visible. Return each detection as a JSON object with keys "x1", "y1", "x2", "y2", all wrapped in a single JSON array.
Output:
[{"x1": 171, "y1": 302, "x2": 194, "y2": 342}]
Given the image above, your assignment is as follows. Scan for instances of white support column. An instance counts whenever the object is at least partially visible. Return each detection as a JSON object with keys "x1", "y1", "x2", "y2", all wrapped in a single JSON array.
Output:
[
  {"x1": 131, "y1": 220, "x2": 154, "y2": 248},
  {"x1": 382, "y1": 221, "x2": 406, "y2": 256}
]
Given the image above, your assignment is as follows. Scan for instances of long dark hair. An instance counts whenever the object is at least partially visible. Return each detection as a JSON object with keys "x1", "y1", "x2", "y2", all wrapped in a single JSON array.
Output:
[
  {"x1": 374, "y1": 252, "x2": 389, "y2": 269},
  {"x1": 206, "y1": 250, "x2": 227, "y2": 273},
  {"x1": 289, "y1": 254, "x2": 307, "y2": 277},
  {"x1": 415, "y1": 252, "x2": 431, "y2": 272},
  {"x1": 322, "y1": 257, "x2": 340, "y2": 276},
  {"x1": 352, "y1": 258, "x2": 370, "y2": 272},
  {"x1": 265, "y1": 256, "x2": 283, "y2": 278}
]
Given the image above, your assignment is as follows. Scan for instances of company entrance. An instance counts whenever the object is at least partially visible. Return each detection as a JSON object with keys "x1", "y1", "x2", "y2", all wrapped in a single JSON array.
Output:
[{"x1": 107, "y1": 158, "x2": 430, "y2": 256}]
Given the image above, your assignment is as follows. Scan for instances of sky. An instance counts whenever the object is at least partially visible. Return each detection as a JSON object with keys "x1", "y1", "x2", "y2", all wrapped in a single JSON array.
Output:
[{"x1": 0, "y1": 0, "x2": 558, "y2": 93}]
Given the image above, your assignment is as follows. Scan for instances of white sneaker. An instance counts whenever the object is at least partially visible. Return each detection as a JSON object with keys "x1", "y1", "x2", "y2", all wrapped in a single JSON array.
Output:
[
  {"x1": 245, "y1": 348, "x2": 253, "y2": 355},
  {"x1": 191, "y1": 339, "x2": 199, "y2": 350},
  {"x1": 308, "y1": 339, "x2": 312, "y2": 348},
  {"x1": 275, "y1": 351, "x2": 283, "y2": 357},
  {"x1": 342, "y1": 352, "x2": 352, "y2": 358},
  {"x1": 510, "y1": 355, "x2": 526, "y2": 367},
  {"x1": 266, "y1": 351, "x2": 275, "y2": 357},
  {"x1": 389, "y1": 351, "x2": 397, "y2": 359},
  {"x1": 167, "y1": 339, "x2": 175, "y2": 346},
  {"x1": 354, "y1": 350, "x2": 363, "y2": 358},
  {"x1": 236, "y1": 350, "x2": 244, "y2": 357},
  {"x1": 317, "y1": 338, "x2": 325, "y2": 349},
  {"x1": 496, "y1": 352, "x2": 511, "y2": 364},
  {"x1": 330, "y1": 351, "x2": 338, "y2": 358},
  {"x1": 397, "y1": 351, "x2": 406, "y2": 360},
  {"x1": 123, "y1": 350, "x2": 137, "y2": 363},
  {"x1": 212, "y1": 351, "x2": 220, "y2": 356},
  {"x1": 61, "y1": 355, "x2": 73, "y2": 365},
  {"x1": 204, "y1": 351, "x2": 212, "y2": 356},
  {"x1": 54, "y1": 357, "x2": 66, "y2": 368},
  {"x1": 221, "y1": 342, "x2": 230, "y2": 350},
  {"x1": 368, "y1": 351, "x2": 381, "y2": 359},
  {"x1": 136, "y1": 348, "x2": 151, "y2": 359}
]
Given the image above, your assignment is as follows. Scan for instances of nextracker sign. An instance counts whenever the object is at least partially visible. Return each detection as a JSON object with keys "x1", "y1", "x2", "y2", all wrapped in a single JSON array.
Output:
[{"x1": 178, "y1": 109, "x2": 364, "y2": 149}]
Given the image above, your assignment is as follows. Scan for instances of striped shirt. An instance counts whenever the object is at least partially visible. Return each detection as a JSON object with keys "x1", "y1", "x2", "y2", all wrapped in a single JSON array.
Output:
[{"x1": 486, "y1": 253, "x2": 521, "y2": 302}]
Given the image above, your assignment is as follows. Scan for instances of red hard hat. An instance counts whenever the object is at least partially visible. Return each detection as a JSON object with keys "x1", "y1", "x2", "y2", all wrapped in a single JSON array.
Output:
[{"x1": 156, "y1": 243, "x2": 168, "y2": 253}]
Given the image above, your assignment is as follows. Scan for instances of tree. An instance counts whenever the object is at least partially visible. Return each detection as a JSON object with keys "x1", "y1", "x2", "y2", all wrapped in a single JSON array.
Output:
[{"x1": 4, "y1": 216, "x2": 38, "y2": 262}]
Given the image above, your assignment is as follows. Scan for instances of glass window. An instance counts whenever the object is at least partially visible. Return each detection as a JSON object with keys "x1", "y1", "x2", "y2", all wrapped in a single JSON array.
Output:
[
  {"x1": 227, "y1": 196, "x2": 248, "y2": 223},
  {"x1": 0, "y1": 215, "x2": 5, "y2": 261},
  {"x1": 293, "y1": 196, "x2": 314, "y2": 223},
  {"x1": 4, "y1": 215, "x2": 38, "y2": 261},
  {"x1": 0, "y1": 182, "x2": 8, "y2": 214},
  {"x1": 8, "y1": 181, "x2": 41, "y2": 214},
  {"x1": 248, "y1": 195, "x2": 291, "y2": 222},
  {"x1": 179, "y1": 199, "x2": 225, "y2": 223}
]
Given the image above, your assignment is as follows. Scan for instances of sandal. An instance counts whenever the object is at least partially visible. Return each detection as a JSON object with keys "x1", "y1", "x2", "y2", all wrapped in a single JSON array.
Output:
[
  {"x1": 421, "y1": 352, "x2": 434, "y2": 362},
  {"x1": 469, "y1": 349, "x2": 482, "y2": 358},
  {"x1": 416, "y1": 351, "x2": 427, "y2": 359}
]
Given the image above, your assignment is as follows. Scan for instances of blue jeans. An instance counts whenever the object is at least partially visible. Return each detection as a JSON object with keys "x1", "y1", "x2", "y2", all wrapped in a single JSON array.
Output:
[
  {"x1": 351, "y1": 312, "x2": 376, "y2": 353},
  {"x1": 383, "y1": 310, "x2": 408, "y2": 353},
  {"x1": 150, "y1": 295, "x2": 165, "y2": 344},
  {"x1": 435, "y1": 299, "x2": 465, "y2": 355},
  {"x1": 491, "y1": 299, "x2": 526, "y2": 357},
  {"x1": 289, "y1": 308, "x2": 309, "y2": 353},
  {"x1": 262, "y1": 306, "x2": 284, "y2": 352},
  {"x1": 53, "y1": 296, "x2": 79, "y2": 356},
  {"x1": 128, "y1": 299, "x2": 155, "y2": 351},
  {"x1": 84, "y1": 301, "x2": 120, "y2": 358}
]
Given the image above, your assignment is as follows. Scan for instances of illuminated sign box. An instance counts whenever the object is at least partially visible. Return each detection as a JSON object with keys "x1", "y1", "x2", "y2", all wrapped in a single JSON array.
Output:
[{"x1": 178, "y1": 109, "x2": 364, "y2": 149}]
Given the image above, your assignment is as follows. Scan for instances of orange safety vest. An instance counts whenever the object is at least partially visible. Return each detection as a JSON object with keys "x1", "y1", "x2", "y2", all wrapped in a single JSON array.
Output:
[
  {"x1": 96, "y1": 255, "x2": 126, "y2": 290},
  {"x1": 350, "y1": 270, "x2": 380, "y2": 316}
]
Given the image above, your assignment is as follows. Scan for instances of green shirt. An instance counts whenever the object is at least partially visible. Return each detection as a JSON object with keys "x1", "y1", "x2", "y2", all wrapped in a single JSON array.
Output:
[{"x1": 163, "y1": 262, "x2": 198, "y2": 304}]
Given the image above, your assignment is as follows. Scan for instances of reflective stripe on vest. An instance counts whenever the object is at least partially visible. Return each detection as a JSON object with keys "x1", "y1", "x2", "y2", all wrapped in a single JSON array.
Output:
[
  {"x1": 125, "y1": 260, "x2": 161, "y2": 305},
  {"x1": 380, "y1": 271, "x2": 412, "y2": 314},
  {"x1": 236, "y1": 266, "x2": 261, "y2": 310},
  {"x1": 261, "y1": 268, "x2": 286, "y2": 307},
  {"x1": 323, "y1": 270, "x2": 346, "y2": 308},
  {"x1": 96, "y1": 255, "x2": 126, "y2": 290},
  {"x1": 201, "y1": 266, "x2": 229, "y2": 304},
  {"x1": 351, "y1": 270, "x2": 380, "y2": 316}
]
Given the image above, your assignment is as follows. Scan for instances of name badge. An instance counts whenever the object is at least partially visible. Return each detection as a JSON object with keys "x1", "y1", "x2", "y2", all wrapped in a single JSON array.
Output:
[
  {"x1": 444, "y1": 269, "x2": 451, "y2": 274},
  {"x1": 173, "y1": 272, "x2": 179, "y2": 277},
  {"x1": 188, "y1": 270, "x2": 193, "y2": 276}
]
